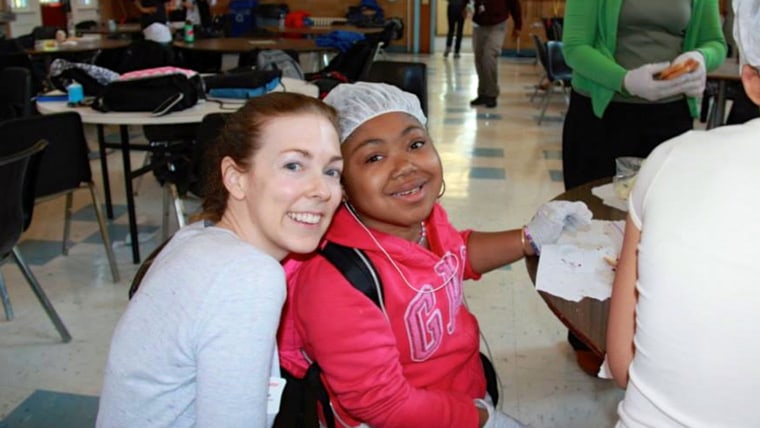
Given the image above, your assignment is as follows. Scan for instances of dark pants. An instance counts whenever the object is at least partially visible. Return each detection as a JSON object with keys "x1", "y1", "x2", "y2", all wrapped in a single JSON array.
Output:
[
  {"x1": 562, "y1": 90, "x2": 693, "y2": 190},
  {"x1": 446, "y1": 3, "x2": 465, "y2": 53}
]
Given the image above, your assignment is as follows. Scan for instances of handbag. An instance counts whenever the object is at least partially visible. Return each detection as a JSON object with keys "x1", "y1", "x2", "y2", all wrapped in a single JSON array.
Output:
[{"x1": 92, "y1": 67, "x2": 205, "y2": 114}]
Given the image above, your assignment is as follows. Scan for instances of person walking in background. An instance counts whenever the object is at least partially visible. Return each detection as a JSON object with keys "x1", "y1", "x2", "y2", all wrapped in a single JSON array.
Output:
[
  {"x1": 561, "y1": 0, "x2": 727, "y2": 190},
  {"x1": 468, "y1": 0, "x2": 522, "y2": 108},
  {"x1": 444, "y1": 0, "x2": 465, "y2": 58},
  {"x1": 606, "y1": 1, "x2": 760, "y2": 425}
]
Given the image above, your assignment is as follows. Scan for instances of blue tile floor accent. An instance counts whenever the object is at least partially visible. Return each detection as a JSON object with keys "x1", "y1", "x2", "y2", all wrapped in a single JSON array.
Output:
[
  {"x1": 445, "y1": 107, "x2": 470, "y2": 114},
  {"x1": 469, "y1": 167, "x2": 506, "y2": 180},
  {"x1": 543, "y1": 150, "x2": 562, "y2": 160},
  {"x1": 443, "y1": 118, "x2": 467, "y2": 125},
  {"x1": 83, "y1": 223, "x2": 160, "y2": 245},
  {"x1": 0, "y1": 390, "x2": 98, "y2": 428},
  {"x1": 70, "y1": 204, "x2": 127, "y2": 223},
  {"x1": 472, "y1": 147, "x2": 504, "y2": 158},
  {"x1": 476, "y1": 113, "x2": 503, "y2": 120},
  {"x1": 15, "y1": 240, "x2": 64, "y2": 266},
  {"x1": 549, "y1": 169, "x2": 564, "y2": 182},
  {"x1": 499, "y1": 264, "x2": 513, "y2": 271}
]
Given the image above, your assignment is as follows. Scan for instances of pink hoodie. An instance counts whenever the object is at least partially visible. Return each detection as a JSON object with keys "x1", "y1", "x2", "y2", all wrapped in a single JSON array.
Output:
[{"x1": 279, "y1": 204, "x2": 485, "y2": 427}]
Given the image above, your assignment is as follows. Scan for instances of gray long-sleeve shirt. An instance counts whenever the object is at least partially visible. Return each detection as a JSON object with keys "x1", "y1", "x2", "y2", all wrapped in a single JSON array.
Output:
[{"x1": 97, "y1": 221, "x2": 285, "y2": 427}]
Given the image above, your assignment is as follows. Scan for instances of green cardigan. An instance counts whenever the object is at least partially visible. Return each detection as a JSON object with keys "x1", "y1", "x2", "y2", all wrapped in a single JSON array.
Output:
[{"x1": 563, "y1": 0, "x2": 727, "y2": 118}]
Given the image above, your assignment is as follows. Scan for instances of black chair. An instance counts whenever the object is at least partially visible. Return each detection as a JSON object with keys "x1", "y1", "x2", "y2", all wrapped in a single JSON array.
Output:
[
  {"x1": 0, "y1": 112, "x2": 120, "y2": 282},
  {"x1": 114, "y1": 39, "x2": 178, "y2": 73},
  {"x1": 0, "y1": 49, "x2": 46, "y2": 95},
  {"x1": 529, "y1": 34, "x2": 549, "y2": 104},
  {"x1": 537, "y1": 40, "x2": 572, "y2": 125},
  {"x1": 129, "y1": 113, "x2": 229, "y2": 294},
  {"x1": 368, "y1": 17, "x2": 404, "y2": 61},
  {"x1": 0, "y1": 67, "x2": 33, "y2": 121},
  {"x1": 156, "y1": 112, "x2": 230, "y2": 239},
  {"x1": 364, "y1": 60, "x2": 428, "y2": 116},
  {"x1": 0, "y1": 138, "x2": 72, "y2": 342}
]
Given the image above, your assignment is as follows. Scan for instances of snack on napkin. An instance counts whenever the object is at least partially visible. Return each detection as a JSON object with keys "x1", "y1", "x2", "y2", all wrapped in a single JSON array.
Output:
[{"x1": 656, "y1": 58, "x2": 699, "y2": 80}]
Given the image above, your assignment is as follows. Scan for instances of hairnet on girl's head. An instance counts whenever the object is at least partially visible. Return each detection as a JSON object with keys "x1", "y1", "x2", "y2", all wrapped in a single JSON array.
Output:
[
  {"x1": 733, "y1": 0, "x2": 760, "y2": 69},
  {"x1": 323, "y1": 82, "x2": 427, "y2": 144}
]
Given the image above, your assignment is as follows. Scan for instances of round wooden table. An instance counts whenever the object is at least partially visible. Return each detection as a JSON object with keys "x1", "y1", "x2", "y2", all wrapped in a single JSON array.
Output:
[
  {"x1": 173, "y1": 37, "x2": 337, "y2": 53},
  {"x1": 524, "y1": 178, "x2": 626, "y2": 359}
]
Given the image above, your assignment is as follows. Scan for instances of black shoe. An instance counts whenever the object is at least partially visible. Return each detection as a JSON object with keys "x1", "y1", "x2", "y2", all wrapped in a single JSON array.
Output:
[{"x1": 470, "y1": 96, "x2": 497, "y2": 107}]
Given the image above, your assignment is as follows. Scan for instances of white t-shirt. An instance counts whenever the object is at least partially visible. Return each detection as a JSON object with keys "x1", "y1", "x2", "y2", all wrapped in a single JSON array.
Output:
[
  {"x1": 616, "y1": 118, "x2": 760, "y2": 427},
  {"x1": 97, "y1": 221, "x2": 286, "y2": 428}
]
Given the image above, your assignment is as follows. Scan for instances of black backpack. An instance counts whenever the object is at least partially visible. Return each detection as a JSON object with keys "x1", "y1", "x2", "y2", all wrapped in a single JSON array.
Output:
[{"x1": 276, "y1": 242, "x2": 500, "y2": 428}]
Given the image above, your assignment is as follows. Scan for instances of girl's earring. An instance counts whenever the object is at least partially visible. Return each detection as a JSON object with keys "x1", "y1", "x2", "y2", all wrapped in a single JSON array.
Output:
[{"x1": 437, "y1": 180, "x2": 446, "y2": 199}]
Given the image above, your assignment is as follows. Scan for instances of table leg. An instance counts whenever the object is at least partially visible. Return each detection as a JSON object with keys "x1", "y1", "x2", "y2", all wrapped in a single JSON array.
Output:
[
  {"x1": 96, "y1": 124, "x2": 114, "y2": 219},
  {"x1": 708, "y1": 81, "x2": 727, "y2": 129},
  {"x1": 119, "y1": 125, "x2": 141, "y2": 264}
]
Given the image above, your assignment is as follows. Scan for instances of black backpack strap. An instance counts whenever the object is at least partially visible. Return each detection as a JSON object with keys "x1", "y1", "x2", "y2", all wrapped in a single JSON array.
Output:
[
  {"x1": 305, "y1": 362, "x2": 334, "y2": 428},
  {"x1": 294, "y1": 242, "x2": 383, "y2": 428},
  {"x1": 319, "y1": 241, "x2": 383, "y2": 308},
  {"x1": 480, "y1": 352, "x2": 499, "y2": 406}
]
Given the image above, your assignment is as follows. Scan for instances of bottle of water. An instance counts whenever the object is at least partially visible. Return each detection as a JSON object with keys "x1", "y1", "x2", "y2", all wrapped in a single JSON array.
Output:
[{"x1": 67, "y1": 13, "x2": 76, "y2": 38}]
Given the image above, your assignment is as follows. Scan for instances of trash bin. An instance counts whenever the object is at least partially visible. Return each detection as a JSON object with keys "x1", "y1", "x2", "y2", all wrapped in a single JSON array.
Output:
[{"x1": 227, "y1": 0, "x2": 258, "y2": 37}]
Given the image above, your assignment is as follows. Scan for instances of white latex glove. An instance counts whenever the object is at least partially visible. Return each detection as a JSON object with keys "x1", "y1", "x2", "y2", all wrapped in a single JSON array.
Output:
[
  {"x1": 671, "y1": 50, "x2": 707, "y2": 97},
  {"x1": 525, "y1": 201, "x2": 592, "y2": 255},
  {"x1": 623, "y1": 62, "x2": 690, "y2": 101},
  {"x1": 475, "y1": 399, "x2": 526, "y2": 428}
]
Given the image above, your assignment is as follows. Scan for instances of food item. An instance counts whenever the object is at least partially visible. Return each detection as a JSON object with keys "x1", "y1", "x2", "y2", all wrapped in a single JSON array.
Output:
[
  {"x1": 656, "y1": 58, "x2": 699, "y2": 80},
  {"x1": 603, "y1": 255, "x2": 618, "y2": 269},
  {"x1": 613, "y1": 175, "x2": 637, "y2": 200}
]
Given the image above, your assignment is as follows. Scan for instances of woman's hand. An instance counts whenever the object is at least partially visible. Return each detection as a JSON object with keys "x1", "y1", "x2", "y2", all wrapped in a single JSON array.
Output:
[{"x1": 671, "y1": 51, "x2": 707, "y2": 97}]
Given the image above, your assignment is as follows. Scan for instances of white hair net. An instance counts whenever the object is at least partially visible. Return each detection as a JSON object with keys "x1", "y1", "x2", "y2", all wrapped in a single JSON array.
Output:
[
  {"x1": 143, "y1": 23, "x2": 172, "y2": 44},
  {"x1": 323, "y1": 82, "x2": 427, "y2": 143},
  {"x1": 733, "y1": 0, "x2": 760, "y2": 69}
]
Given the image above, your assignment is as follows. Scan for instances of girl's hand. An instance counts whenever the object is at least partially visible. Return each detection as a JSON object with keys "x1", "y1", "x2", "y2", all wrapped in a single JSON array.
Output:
[{"x1": 525, "y1": 201, "x2": 592, "y2": 255}]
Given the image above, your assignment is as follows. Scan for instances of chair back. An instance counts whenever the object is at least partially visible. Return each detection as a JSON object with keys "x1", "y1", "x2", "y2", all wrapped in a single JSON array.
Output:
[
  {"x1": 531, "y1": 34, "x2": 549, "y2": 71},
  {"x1": 546, "y1": 40, "x2": 572, "y2": 81},
  {"x1": 0, "y1": 67, "x2": 32, "y2": 121},
  {"x1": 364, "y1": 60, "x2": 428, "y2": 116},
  {"x1": 116, "y1": 40, "x2": 177, "y2": 73},
  {"x1": 0, "y1": 112, "x2": 93, "y2": 206},
  {"x1": 190, "y1": 112, "x2": 230, "y2": 198},
  {"x1": 0, "y1": 139, "x2": 47, "y2": 257},
  {"x1": 0, "y1": 52, "x2": 45, "y2": 95}
]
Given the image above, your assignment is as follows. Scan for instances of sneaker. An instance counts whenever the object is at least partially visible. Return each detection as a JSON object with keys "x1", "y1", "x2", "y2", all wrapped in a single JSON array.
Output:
[
  {"x1": 443, "y1": 48, "x2": 451, "y2": 58},
  {"x1": 484, "y1": 97, "x2": 497, "y2": 108},
  {"x1": 453, "y1": 52, "x2": 461, "y2": 58}
]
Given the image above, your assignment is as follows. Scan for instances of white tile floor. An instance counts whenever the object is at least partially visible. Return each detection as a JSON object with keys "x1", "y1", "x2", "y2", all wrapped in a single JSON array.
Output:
[{"x1": 0, "y1": 48, "x2": 625, "y2": 427}]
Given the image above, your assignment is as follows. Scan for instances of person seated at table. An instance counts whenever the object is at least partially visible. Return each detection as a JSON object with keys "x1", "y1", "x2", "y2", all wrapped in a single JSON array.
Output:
[
  {"x1": 96, "y1": 93, "x2": 344, "y2": 428},
  {"x1": 174, "y1": 0, "x2": 215, "y2": 27},
  {"x1": 278, "y1": 82, "x2": 592, "y2": 427},
  {"x1": 606, "y1": 1, "x2": 760, "y2": 426}
]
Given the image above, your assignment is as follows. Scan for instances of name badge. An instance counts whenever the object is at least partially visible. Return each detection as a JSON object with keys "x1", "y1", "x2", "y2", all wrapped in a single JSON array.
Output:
[{"x1": 267, "y1": 377, "x2": 287, "y2": 415}]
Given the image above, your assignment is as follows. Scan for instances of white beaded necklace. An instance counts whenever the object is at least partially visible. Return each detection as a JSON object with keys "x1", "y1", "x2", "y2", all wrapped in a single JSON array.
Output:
[{"x1": 416, "y1": 221, "x2": 427, "y2": 245}]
